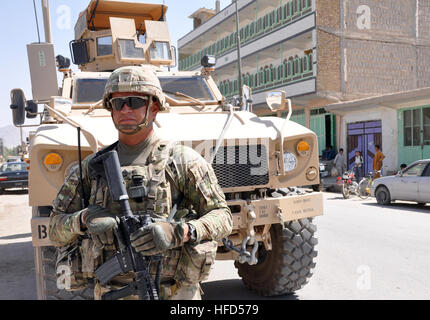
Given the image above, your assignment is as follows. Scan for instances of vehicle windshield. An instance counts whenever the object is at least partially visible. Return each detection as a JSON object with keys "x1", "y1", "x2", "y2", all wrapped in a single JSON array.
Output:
[
  {"x1": 159, "y1": 76, "x2": 215, "y2": 101},
  {"x1": 0, "y1": 163, "x2": 27, "y2": 172},
  {"x1": 74, "y1": 78, "x2": 108, "y2": 104}
]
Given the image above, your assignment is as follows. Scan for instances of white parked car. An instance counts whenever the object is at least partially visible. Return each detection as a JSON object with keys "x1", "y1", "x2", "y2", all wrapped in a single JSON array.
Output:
[{"x1": 370, "y1": 159, "x2": 430, "y2": 205}]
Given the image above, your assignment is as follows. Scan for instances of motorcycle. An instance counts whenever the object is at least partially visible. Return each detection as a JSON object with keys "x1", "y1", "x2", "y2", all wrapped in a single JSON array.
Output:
[{"x1": 337, "y1": 170, "x2": 359, "y2": 199}]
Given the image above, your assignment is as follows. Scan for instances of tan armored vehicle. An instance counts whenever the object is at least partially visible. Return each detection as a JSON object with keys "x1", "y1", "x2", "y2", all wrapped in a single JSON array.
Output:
[{"x1": 10, "y1": 0, "x2": 323, "y2": 300}]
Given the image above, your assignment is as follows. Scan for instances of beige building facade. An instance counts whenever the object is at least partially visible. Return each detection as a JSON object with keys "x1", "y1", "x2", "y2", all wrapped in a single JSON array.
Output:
[{"x1": 178, "y1": 0, "x2": 430, "y2": 174}]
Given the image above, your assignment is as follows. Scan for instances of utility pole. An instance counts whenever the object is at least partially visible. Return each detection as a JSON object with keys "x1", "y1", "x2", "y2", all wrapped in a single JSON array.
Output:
[
  {"x1": 235, "y1": 0, "x2": 243, "y2": 104},
  {"x1": 41, "y1": 0, "x2": 53, "y2": 43}
]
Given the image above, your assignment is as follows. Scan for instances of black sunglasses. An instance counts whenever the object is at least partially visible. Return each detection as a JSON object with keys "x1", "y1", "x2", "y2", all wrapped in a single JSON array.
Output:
[{"x1": 109, "y1": 96, "x2": 150, "y2": 111}]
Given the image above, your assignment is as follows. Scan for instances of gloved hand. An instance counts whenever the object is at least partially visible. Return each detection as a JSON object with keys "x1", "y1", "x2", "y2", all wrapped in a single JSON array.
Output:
[
  {"x1": 81, "y1": 205, "x2": 118, "y2": 248},
  {"x1": 130, "y1": 221, "x2": 185, "y2": 256}
]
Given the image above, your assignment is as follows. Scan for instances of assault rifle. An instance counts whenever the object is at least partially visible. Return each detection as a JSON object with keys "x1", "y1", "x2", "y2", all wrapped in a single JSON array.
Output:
[{"x1": 89, "y1": 150, "x2": 160, "y2": 300}]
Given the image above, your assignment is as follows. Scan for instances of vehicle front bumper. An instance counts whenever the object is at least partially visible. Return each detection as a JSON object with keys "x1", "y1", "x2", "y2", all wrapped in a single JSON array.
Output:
[{"x1": 228, "y1": 192, "x2": 324, "y2": 229}]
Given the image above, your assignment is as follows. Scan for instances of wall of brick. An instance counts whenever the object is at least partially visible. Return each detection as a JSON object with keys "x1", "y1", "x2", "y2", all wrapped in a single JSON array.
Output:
[
  {"x1": 316, "y1": 0, "x2": 341, "y2": 93},
  {"x1": 345, "y1": 40, "x2": 416, "y2": 94},
  {"x1": 316, "y1": 0, "x2": 340, "y2": 28},
  {"x1": 418, "y1": 0, "x2": 430, "y2": 39},
  {"x1": 317, "y1": 31, "x2": 341, "y2": 93},
  {"x1": 417, "y1": 46, "x2": 430, "y2": 88},
  {"x1": 344, "y1": 0, "x2": 415, "y2": 37}
]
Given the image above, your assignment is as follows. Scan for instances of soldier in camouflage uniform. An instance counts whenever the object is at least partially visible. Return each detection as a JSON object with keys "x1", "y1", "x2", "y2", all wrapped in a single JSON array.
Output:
[{"x1": 49, "y1": 65, "x2": 233, "y2": 300}]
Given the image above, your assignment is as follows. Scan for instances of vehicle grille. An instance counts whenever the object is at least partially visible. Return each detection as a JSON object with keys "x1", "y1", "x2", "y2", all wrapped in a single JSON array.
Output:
[{"x1": 211, "y1": 145, "x2": 269, "y2": 188}]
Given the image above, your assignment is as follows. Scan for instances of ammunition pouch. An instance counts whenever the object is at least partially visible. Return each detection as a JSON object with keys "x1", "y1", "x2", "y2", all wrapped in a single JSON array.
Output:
[
  {"x1": 174, "y1": 240, "x2": 218, "y2": 285},
  {"x1": 55, "y1": 238, "x2": 102, "y2": 292}
]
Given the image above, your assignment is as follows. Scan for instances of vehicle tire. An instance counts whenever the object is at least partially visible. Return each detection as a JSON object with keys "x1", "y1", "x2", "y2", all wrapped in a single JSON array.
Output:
[
  {"x1": 375, "y1": 186, "x2": 391, "y2": 205},
  {"x1": 35, "y1": 246, "x2": 95, "y2": 300},
  {"x1": 358, "y1": 178, "x2": 370, "y2": 200},
  {"x1": 341, "y1": 184, "x2": 350, "y2": 199},
  {"x1": 33, "y1": 206, "x2": 94, "y2": 300},
  {"x1": 235, "y1": 219, "x2": 318, "y2": 296}
]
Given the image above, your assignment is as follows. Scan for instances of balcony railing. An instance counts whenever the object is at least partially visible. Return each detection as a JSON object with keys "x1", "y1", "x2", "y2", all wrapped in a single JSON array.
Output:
[
  {"x1": 218, "y1": 51, "x2": 314, "y2": 98},
  {"x1": 179, "y1": 0, "x2": 313, "y2": 71}
]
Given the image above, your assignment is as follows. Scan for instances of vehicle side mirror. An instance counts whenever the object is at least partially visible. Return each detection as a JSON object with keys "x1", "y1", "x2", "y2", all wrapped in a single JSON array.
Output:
[
  {"x1": 10, "y1": 89, "x2": 26, "y2": 126},
  {"x1": 266, "y1": 91, "x2": 290, "y2": 113},
  {"x1": 70, "y1": 39, "x2": 90, "y2": 65},
  {"x1": 266, "y1": 91, "x2": 284, "y2": 111},
  {"x1": 26, "y1": 100, "x2": 38, "y2": 119}
]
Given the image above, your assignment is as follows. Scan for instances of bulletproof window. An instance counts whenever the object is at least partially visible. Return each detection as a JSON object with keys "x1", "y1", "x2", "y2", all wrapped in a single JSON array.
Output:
[
  {"x1": 97, "y1": 36, "x2": 113, "y2": 57},
  {"x1": 139, "y1": 34, "x2": 147, "y2": 45},
  {"x1": 73, "y1": 78, "x2": 108, "y2": 104},
  {"x1": 159, "y1": 76, "x2": 215, "y2": 101},
  {"x1": 118, "y1": 39, "x2": 145, "y2": 59}
]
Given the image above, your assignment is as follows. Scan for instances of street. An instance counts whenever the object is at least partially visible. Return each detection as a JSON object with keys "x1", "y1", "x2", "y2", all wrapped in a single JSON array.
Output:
[{"x1": 0, "y1": 190, "x2": 429, "y2": 300}]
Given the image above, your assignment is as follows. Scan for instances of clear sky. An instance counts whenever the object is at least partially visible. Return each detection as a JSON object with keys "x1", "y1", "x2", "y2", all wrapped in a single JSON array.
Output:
[{"x1": 0, "y1": 0, "x2": 231, "y2": 128}]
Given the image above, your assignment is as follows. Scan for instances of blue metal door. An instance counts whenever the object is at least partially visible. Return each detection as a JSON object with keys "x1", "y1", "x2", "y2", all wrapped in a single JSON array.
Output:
[{"x1": 347, "y1": 121, "x2": 382, "y2": 175}]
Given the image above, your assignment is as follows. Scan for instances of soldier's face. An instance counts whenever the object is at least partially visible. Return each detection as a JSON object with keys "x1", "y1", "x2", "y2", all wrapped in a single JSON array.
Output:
[{"x1": 111, "y1": 92, "x2": 159, "y2": 132}]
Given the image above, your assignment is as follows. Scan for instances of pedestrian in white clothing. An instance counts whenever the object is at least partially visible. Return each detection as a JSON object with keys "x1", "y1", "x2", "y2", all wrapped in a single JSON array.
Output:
[{"x1": 334, "y1": 148, "x2": 346, "y2": 176}]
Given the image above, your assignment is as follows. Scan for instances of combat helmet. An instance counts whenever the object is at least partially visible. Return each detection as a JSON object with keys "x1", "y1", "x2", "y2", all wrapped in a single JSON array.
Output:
[{"x1": 103, "y1": 65, "x2": 167, "y2": 112}]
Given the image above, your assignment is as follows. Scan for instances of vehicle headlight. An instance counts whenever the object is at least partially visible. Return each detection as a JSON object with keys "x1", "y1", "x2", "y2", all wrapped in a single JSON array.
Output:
[
  {"x1": 319, "y1": 164, "x2": 325, "y2": 171},
  {"x1": 283, "y1": 152, "x2": 297, "y2": 173}
]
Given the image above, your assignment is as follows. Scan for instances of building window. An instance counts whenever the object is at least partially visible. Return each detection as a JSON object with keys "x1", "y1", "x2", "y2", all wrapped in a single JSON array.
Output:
[
  {"x1": 404, "y1": 110, "x2": 412, "y2": 146},
  {"x1": 403, "y1": 107, "x2": 430, "y2": 146},
  {"x1": 404, "y1": 109, "x2": 421, "y2": 146},
  {"x1": 310, "y1": 108, "x2": 327, "y2": 116},
  {"x1": 424, "y1": 107, "x2": 430, "y2": 145}
]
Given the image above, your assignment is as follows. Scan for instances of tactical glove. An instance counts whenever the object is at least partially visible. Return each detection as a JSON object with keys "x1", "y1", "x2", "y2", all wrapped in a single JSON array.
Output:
[
  {"x1": 81, "y1": 205, "x2": 118, "y2": 248},
  {"x1": 130, "y1": 221, "x2": 185, "y2": 256}
]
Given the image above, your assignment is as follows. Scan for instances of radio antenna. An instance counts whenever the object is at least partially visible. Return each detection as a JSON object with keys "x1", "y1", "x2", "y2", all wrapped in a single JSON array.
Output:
[{"x1": 33, "y1": 0, "x2": 41, "y2": 43}]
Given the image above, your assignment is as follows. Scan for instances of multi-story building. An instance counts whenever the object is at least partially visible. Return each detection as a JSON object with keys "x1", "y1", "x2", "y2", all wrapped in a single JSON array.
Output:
[{"x1": 178, "y1": 0, "x2": 430, "y2": 174}]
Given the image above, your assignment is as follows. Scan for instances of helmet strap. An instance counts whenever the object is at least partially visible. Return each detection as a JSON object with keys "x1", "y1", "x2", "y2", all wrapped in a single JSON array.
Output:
[{"x1": 113, "y1": 96, "x2": 154, "y2": 135}]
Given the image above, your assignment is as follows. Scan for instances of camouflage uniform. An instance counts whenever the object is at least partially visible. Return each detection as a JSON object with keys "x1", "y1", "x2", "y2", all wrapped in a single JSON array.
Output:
[{"x1": 49, "y1": 66, "x2": 233, "y2": 300}]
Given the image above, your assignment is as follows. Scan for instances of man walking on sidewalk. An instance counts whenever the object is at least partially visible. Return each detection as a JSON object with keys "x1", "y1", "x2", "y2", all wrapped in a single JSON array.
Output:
[{"x1": 333, "y1": 148, "x2": 346, "y2": 177}]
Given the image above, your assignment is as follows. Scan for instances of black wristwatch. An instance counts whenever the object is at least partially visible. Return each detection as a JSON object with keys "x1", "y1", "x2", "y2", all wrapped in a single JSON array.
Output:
[{"x1": 187, "y1": 223, "x2": 197, "y2": 244}]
